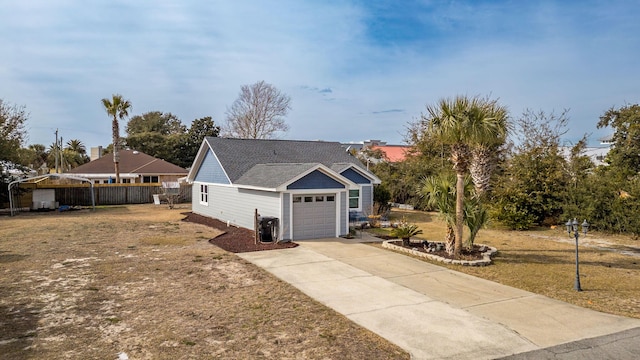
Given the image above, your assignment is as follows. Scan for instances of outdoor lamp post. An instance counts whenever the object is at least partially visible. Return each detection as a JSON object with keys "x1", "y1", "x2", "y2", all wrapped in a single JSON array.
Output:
[{"x1": 565, "y1": 218, "x2": 589, "y2": 291}]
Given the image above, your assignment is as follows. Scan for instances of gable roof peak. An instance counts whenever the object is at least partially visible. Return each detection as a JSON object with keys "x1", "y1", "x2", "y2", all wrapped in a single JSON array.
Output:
[{"x1": 203, "y1": 137, "x2": 365, "y2": 183}]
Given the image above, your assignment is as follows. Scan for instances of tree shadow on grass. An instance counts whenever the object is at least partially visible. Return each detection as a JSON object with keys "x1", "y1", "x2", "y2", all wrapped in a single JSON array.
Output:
[
  {"x1": 0, "y1": 251, "x2": 29, "y2": 263},
  {"x1": 0, "y1": 296, "x2": 40, "y2": 358},
  {"x1": 495, "y1": 248, "x2": 639, "y2": 270}
]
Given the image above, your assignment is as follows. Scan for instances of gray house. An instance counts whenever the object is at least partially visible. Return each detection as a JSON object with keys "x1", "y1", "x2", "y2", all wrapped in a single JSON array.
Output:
[{"x1": 187, "y1": 137, "x2": 380, "y2": 240}]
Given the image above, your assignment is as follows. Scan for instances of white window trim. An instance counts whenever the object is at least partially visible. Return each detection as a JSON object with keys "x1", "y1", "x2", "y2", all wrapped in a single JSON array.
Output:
[
  {"x1": 348, "y1": 187, "x2": 361, "y2": 211},
  {"x1": 199, "y1": 184, "x2": 209, "y2": 206}
]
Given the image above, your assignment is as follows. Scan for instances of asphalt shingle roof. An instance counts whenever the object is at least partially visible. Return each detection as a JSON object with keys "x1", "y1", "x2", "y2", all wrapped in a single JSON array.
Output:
[
  {"x1": 235, "y1": 163, "x2": 319, "y2": 188},
  {"x1": 68, "y1": 149, "x2": 188, "y2": 175},
  {"x1": 206, "y1": 137, "x2": 366, "y2": 183}
]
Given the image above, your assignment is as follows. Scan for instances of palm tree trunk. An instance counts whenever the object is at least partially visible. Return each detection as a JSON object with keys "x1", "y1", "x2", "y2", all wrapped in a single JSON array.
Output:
[
  {"x1": 445, "y1": 225, "x2": 455, "y2": 255},
  {"x1": 112, "y1": 117, "x2": 120, "y2": 183},
  {"x1": 454, "y1": 172, "x2": 464, "y2": 256},
  {"x1": 402, "y1": 237, "x2": 410, "y2": 247},
  {"x1": 114, "y1": 161, "x2": 120, "y2": 184},
  {"x1": 470, "y1": 145, "x2": 494, "y2": 196}
]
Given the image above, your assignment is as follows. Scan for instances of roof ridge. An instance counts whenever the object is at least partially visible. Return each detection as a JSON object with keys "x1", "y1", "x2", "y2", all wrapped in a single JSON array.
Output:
[
  {"x1": 207, "y1": 137, "x2": 340, "y2": 144},
  {"x1": 129, "y1": 158, "x2": 159, "y2": 173}
]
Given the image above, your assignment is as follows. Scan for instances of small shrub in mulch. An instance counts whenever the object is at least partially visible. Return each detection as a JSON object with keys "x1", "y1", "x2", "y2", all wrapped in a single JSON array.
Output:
[
  {"x1": 385, "y1": 239, "x2": 486, "y2": 261},
  {"x1": 182, "y1": 212, "x2": 298, "y2": 253}
]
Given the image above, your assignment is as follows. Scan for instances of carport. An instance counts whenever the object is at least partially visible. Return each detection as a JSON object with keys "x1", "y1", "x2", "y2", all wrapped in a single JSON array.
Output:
[{"x1": 8, "y1": 174, "x2": 96, "y2": 216}]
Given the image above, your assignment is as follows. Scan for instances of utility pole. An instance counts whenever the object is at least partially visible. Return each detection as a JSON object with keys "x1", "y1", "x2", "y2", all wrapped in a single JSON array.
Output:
[
  {"x1": 60, "y1": 136, "x2": 63, "y2": 172},
  {"x1": 55, "y1": 129, "x2": 59, "y2": 174}
]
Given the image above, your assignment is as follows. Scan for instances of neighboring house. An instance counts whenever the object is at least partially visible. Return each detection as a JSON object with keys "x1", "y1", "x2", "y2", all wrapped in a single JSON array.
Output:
[
  {"x1": 342, "y1": 140, "x2": 412, "y2": 167},
  {"x1": 560, "y1": 136, "x2": 613, "y2": 167},
  {"x1": 187, "y1": 138, "x2": 381, "y2": 241},
  {"x1": 67, "y1": 149, "x2": 188, "y2": 184},
  {"x1": 368, "y1": 144, "x2": 412, "y2": 163}
]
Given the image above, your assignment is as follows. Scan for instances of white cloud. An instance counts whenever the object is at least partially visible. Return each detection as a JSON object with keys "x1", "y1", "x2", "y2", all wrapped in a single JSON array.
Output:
[{"x1": 0, "y1": 1, "x2": 638, "y2": 148}]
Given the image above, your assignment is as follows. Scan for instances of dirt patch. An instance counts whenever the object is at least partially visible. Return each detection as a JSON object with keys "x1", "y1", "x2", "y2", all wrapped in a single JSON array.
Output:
[
  {"x1": 0, "y1": 205, "x2": 408, "y2": 359},
  {"x1": 181, "y1": 212, "x2": 298, "y2": 253}
]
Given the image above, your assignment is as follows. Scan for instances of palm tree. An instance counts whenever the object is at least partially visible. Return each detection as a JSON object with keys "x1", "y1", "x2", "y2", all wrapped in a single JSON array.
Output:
[
  {"x1": 65, "y1": 139, "x2": 89, "y2": 166},
  {"x1": 468, "y1": 99, "x2": 509, "y2": 196},
  {"x1": 463, "y1": 195, "x2": 488, "y2": 250},
  {"x1": 101, "y1": 94, "x2": 132, "y2": 183},
  {"x1": 421, "y1": 174, "x2": 487, "y2": 253},
  {"x1": 28, "y1": 144, "x2": 49, "y2": 170},
  {"x1": 66, "y1": 139, "x2": 86, "y2": 155},
  {"x1": 421, "y1": 174, "x2": 457, "y2": 255},
  {"x1": 47, "y1": 141, "x2": 62, "y2": 173},
  {"x1": 423, "y1": 95, "x2": 508, "y2": 256},
  {"x1": 391, "y1": 219, "x2": 424, "y2": 247}
]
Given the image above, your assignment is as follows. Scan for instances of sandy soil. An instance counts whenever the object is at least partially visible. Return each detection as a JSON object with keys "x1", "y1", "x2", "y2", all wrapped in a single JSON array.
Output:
[{"x1": 0, "y1": 205, "x2": 408, "y2": 360}]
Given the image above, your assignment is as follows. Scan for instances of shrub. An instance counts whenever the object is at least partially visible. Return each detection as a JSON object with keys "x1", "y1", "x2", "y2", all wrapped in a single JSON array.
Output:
[{"x1": 391, "y1": 219, "x2": 423, "y2": 247}]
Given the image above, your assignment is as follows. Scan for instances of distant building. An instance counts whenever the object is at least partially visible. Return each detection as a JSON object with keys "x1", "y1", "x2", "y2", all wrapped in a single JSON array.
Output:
[
  {"x1": 368, "y1": 144, "x2": 411, "y2": 163},
  {"x1": 67, "y1": 149, "x2": 187, "y2": 184},
  {"x1": 560, "y1": 135, "x2": 613, "y2": 167},
  {"x1": 343, "y1": 140, "x2": 413, "y2": 166},
  {"x1": 598, "y1": 134, "x2": 614, "y2": 146}
]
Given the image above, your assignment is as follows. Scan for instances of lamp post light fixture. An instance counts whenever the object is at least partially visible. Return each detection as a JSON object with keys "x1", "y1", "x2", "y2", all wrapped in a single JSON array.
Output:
[{"x1": 565, "y1": 218, "x2": 589, "y2": 291}]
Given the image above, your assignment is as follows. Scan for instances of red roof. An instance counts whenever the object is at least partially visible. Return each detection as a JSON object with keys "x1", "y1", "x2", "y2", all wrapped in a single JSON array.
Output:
[
  {"x1": 370, "y1": 145, "x2": 411, "y2": 162},
  {"x1": 68, "y1": 149, "x2": 187, "y2": 175}
]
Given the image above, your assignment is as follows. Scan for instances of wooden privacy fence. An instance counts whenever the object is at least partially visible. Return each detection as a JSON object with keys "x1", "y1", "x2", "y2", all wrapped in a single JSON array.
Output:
[{"x1": 25, "y1": 183, "x2": 192, "y2": 207}]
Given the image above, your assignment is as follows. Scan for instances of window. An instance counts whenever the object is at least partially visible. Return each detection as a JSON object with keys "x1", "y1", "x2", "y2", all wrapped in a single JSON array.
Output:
[
  {"x1": 121, "y1": 178, "x2": 131, "y2": 184},
  {"x1": 143, "y1": 176, "x2": 159, "y2": 183},
  {"x1": 315, "y1": 196, "x2": 324, "y2": 202},
  {"x1": 200, "y1": 184, "x2": 208, "y2": 205},
  {"x1": 293, "y1": 196, "x2": 302, "y2": 203},
  {"x1": 349, "y1": 189, "x2": 360, "y2": 209},
  {"x1": 326, "y1": 195, "x2": 335, "y2": 202},
  {"x1": 304, "y1": 196, "x2": 313, "y2": 203}
]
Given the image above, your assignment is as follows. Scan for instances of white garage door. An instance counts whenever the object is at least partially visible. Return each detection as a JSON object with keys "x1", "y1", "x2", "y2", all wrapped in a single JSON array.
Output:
[{"x1": 292, "y1": 194, "x2": 337, "y2": 240}]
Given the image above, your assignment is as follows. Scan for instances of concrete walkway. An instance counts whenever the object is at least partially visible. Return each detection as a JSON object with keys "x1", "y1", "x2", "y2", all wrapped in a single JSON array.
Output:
[{"x1": 238, "y1": 237, "x2": 640, "y2": 359}]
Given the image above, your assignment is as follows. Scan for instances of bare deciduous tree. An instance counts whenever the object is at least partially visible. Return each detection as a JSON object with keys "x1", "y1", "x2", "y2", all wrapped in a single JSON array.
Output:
[{"x1": 224, "y1": 81, "x2": 291, "y2": 139}]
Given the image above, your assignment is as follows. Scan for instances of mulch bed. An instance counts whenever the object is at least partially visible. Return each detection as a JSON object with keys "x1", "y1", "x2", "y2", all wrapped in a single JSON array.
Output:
[
  {"x1": 378, "y1": 236, "x2": 485, "y2": 261},
  {"x1": 182, "y1": 212, "x2": 298, "y2": 253}
]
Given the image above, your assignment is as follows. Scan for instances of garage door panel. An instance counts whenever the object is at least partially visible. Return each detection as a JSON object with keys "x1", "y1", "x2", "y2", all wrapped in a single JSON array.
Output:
[{"x1": 293, "y1": 194, "x2": 336, "y2": 240}]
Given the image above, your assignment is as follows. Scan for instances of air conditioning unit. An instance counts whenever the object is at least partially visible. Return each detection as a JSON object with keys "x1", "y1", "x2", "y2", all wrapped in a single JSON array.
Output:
[{"x1": 258, "y1": 216, "x2": 279, "y2": 243}]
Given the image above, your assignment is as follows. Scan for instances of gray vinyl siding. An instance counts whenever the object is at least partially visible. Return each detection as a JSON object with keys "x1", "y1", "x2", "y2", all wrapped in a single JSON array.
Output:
[
  {"x1": 287, "y1": 170, "x2": 346, "y2": 190},
  {"x1": 191, "y1": 184, "x2": 204, "y2": 213},
  {"x1": 340, "y1": 190, "x2": 347, "y2": 236},
  {"x1": 361, "y1": 185, "x2": 373, "y2": 215},
  {"x1": 192, "y1": 183, "x2": 280, "y2": 230},
  {"x1": 282, "y1": 193, "x2": 291, "y2": 240},
  {"x1": 194, "y1": 149, "x2": 230, "y2": 184}
]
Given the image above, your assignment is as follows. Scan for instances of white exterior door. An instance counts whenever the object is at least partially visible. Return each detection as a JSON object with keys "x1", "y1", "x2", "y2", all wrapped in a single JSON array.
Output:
[{"x1": 292, "y1": 194, "x2": 336, "y2": 240}]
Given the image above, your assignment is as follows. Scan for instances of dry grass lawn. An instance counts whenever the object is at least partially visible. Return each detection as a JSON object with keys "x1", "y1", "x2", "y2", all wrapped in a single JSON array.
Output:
[
  {"x1": 376, "y1": 209, "x2": 640, "y2": 319},
  {"x1": 0, "y1": 205, "x2": 408, "y2": 360}
]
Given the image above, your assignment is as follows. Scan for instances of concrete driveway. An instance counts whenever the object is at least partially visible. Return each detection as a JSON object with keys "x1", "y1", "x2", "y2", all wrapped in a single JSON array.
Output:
[{"x1": 238, "y1": 237, "x2": 640, "y2": 359}]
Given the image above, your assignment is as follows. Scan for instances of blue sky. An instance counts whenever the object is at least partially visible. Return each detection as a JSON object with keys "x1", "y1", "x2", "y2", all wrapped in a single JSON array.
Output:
[{"x1": 1, "y1": 1, "x2": 638, "y2": 149}]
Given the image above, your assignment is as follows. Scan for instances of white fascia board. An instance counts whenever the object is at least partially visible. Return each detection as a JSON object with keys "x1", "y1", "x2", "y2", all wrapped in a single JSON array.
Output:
[
  {"x1": 197, "y1": 180, "x2": 276, "y2": 193},
  {"x1": 186, "y1": 140, "x2": 209, "y2": 182},
  {"x1": 286, "y1": 188, "x2": 345, "y2": 194},
  {"x1": 235, "y1": 184, "x2": 278, "y2": 192},
  {"x1": 72, "y1": 173, "x2": 137, "y2": 179}
]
